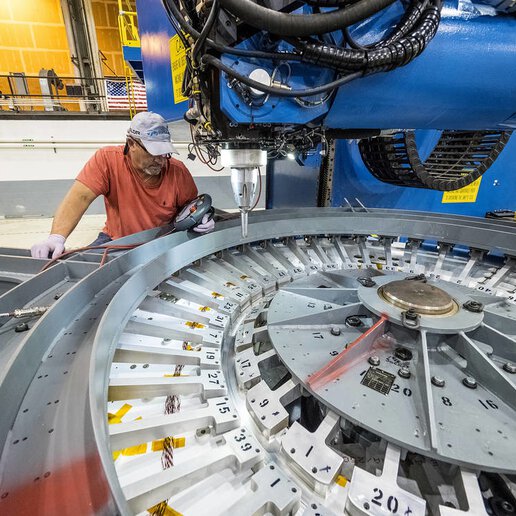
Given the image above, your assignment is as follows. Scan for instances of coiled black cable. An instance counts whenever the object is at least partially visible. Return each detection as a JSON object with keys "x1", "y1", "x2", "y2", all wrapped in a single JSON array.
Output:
[
  {"x1": 299, "y1": 0, "x2": 441, "y2": 73},
  {"x1": 359, "y1": 130, "x2": 513, "y2": 191}
]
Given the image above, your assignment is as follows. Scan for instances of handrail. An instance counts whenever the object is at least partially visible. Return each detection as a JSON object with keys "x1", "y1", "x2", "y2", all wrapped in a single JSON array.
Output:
[
  {"x1": 118, "y1": 0, "x2": 140, "y2": 47},
  {"x1": 0, "y1": 74, "x2": 145, "y2": 114}
]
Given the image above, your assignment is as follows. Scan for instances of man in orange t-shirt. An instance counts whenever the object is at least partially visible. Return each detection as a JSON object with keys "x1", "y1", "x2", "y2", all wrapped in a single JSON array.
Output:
[{"x1": 31, "y1": 112, "x2": 214, "y2": 259}]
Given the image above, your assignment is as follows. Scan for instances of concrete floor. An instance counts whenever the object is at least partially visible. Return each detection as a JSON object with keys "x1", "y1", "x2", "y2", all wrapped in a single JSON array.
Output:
[{"x1": 0, "y1": 214, "x2": 106, "y2": 251}]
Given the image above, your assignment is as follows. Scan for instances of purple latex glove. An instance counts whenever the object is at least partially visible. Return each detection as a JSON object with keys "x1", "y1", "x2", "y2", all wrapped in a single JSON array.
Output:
[
  {"x1": 31, "y1": 234, "x2": 66, "y2": 259},
  {"x1": 192, "y1": 213, "x2": 215, "y2": 233}
]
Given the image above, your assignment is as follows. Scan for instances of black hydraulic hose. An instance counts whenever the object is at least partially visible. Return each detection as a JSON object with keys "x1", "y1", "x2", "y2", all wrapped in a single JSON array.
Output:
[
  {"x1": 162, "y1": 0, "x2": 304, "y2": 61},
  {"x1": 343, "y1": 26, "x2": 370, "y2": 50},
  {"x1": 202, "y1": 54, "x2": 362, "y2": 96},
  {"x1": 218, "y1": 0, "x2": 397, "y2": 37},
  {"x1": 304, "y1": 0, "x2": 353, "y2": 4},
  {"x1": 303, "y1": 0, "x2": 360, "y2": 5},
  {"x1": 192, "y1": 0, "x2": 220, "y2": 63}
]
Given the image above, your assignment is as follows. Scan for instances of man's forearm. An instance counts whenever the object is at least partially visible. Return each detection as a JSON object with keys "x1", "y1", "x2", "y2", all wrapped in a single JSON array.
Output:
[{"x1": 50, "y1": 182, "x2": 98, "y2": 238}]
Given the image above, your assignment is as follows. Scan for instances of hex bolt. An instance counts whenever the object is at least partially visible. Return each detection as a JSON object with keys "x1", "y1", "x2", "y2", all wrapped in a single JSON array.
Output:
[
  {"x1": 405, "y1": 309, "x2": 418, "y2": 321},
  {"x1": 463, "y1": 376, "x2": 478, "y2": 389},
  {"x1": 331, "y1": 326, "x2": 341, "y2": 336},
  {"x1": 405, "y1": 274, "x2": 427, "y2": 282},
  {"x1": 398, "y1": 367, "x2": 411, "y2": 379},
  {"x1": 431, "y1": 376, "x2": 445, "y2": 387},
  {"x1": 463, "y1": 300, "x2": 483, "y2": 313},
  {"x1": 368, "y1": 355, "x2": 380, "y2": 366},
  {"x1": 15, "y1": 322, "x2": 29, "y2": 333},
  {"x1": 503, "y1": 362, "x2": 516, "y2": 374},
  {"x1": 402, "y1": 308, "x2": 420, "y2": 329},
  {"x1": 346, "y1": 316, "x2": 363, "y2": 327},
  {"x1": 395, "y1": 347, "x2": 413, "y2": 361},
  {"x1": 358, "y1": 277, "x2": 376, "y2": 288}
]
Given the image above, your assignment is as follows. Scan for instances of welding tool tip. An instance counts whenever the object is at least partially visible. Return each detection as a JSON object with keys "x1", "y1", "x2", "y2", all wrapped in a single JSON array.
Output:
[{"x1": 240, "y1": 210, "x2": 248, "y2": 238}]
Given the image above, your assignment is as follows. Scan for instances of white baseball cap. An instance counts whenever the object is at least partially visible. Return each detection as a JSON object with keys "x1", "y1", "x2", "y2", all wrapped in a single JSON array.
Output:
[{"x1": 127, "y1": 112, "x2": 178, "y2": 156}]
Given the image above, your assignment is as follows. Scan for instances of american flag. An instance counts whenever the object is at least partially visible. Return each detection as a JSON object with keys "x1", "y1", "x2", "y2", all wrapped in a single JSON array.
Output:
[{"x1": 105, "y1": 79, "x2": 147, "y2": 111}]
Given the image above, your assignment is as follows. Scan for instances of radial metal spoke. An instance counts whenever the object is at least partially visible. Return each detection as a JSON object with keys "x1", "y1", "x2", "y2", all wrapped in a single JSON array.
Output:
[
  {"x1": 268, "y1": 292, "x2": 363, "y2": 326},
  {"x1": 109, "y1": 370, "x2": 227, "y2": 400},
  {"x1": 415, "y1": 330, "x2": 439, "y2": 451},
  {"x1": 280, "y1": 286, "x2": 359, "y2": 306},
  {"x1": 470, "y1": 323, "x2": 516, "y2": 363},
  {"x1": 123, "y1": 428, "x2": 263, "y2": 514},
  {"x1": 109, "y1": 397, "x2": 239, "y2": 450},
  {"x1": 456, "y1": 332, "x2": 516, "y2": 411}
]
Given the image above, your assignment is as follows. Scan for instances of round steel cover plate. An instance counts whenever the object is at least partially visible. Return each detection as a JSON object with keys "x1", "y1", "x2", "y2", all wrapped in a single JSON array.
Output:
[{"x1": 379, "y1": 280, "x2": 456, "y2": 315}]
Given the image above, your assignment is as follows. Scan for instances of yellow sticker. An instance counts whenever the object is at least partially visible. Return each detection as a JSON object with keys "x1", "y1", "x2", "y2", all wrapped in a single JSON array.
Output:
[
  {"x1": 442, "y1": 177, "x2": 482, "y2": 203},
  {"x1": 199, "y1": 306, "x2": 211, "y2": 312},
  {"x1": 336, "y1": 475, "x2": 348, "y2": 487},
  {"x1": 172, "y1": 436, "x2": 186, "y2": 448},
  {"x1": 169, "y1": 34, "x2": 188, "y2": 104},
  {"x1": 107, "y1": 403, "x2": 132, "y2": 424},
  {"x1": 185, "y1": 321, "x2": 205, "y2": 329},
  {"x1": 148, "y1": 503, "x2": 183, "y2": 516}
]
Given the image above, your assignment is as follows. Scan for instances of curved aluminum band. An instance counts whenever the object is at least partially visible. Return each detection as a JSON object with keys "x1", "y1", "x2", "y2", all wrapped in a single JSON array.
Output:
[{"x1": 0, "y1": 209, "x2": 514, "y2": 514}]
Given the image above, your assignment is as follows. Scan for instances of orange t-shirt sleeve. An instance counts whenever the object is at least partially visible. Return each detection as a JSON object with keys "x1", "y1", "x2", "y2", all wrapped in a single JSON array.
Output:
[
  {"x1": 176, "y1": 163, "x2": 199, "y2": 206},
  {"x1": 76, "y1": 148, "x2": 110, "y2": 197}
]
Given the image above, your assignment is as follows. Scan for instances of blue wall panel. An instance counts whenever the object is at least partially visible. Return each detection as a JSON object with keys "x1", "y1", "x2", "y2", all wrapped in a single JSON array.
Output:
[
  {"x1": 331, "y1": 137, "x2": 516, "y2": 216},
  {"x1": 324, "y1": 5, "x2": 516, "y2": 130},
  {"x1": 136, "y1": 0, "x2": 187, "y2": 121}
]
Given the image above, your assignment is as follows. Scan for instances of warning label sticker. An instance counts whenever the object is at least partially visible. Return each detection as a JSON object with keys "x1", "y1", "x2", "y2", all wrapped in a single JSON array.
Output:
[
  {"x1": 442, "y1": 177, "x2": 482, "y2": 204},
  {"x1": 169, "y1": 34, "x2": 188, "y2": 104}
]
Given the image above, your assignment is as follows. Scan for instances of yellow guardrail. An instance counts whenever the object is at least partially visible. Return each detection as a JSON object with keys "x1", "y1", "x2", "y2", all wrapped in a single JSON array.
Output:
[{"x1": 118, "y1": 0, "x2": 140, "y2": 47}]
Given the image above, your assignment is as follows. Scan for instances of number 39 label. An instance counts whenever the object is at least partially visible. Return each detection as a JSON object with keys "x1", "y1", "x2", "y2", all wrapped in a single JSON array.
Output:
[{"x1": 347, "y1": 468, "x2": 426, "y2": 516}]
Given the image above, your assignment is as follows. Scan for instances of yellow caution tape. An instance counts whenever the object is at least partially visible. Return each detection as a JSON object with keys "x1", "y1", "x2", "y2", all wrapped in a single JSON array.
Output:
[
  {"x1": 107, "y1": 403, "x2": 132, "y2": 424},
  {"x1": 211, "y1": 292, "x2": 223, "y2": 299},
  {"x1": 151, "y1": 439, "x2": 165, "y2": 452},
  {"x1": 198, "y1": 306, "x2": 211, "y2": 312},
  {"x1": 122, "y1": 443, "x2": 147, "y2": 456},
  {"x1": 113, "y1": 433, "x2": 187, "y2": 460}
]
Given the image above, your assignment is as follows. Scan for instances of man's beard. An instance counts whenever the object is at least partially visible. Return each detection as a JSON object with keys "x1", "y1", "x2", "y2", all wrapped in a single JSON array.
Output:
[{"x1": 143, "y1": 164, "x2": 162, "y2": 176}]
